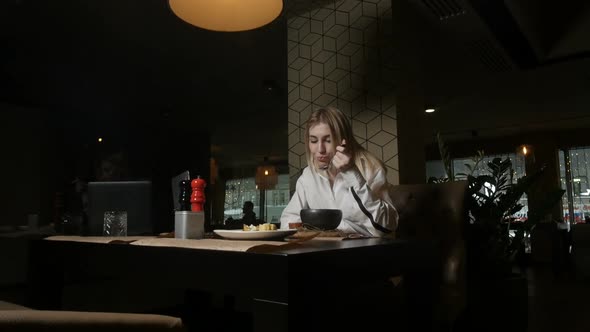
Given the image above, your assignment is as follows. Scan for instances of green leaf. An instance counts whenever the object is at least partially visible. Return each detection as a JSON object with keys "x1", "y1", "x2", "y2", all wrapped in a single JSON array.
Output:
[
  {"x1": 434, "y1": 143, "x2": 566, "y2": 277},
  {"x1": 427, "y1": 176, "x2": 449, "y2": 184}
]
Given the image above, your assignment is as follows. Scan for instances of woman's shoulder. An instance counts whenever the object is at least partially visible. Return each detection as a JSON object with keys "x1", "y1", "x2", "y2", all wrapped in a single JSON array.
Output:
[
  {"x1": 300, "y1": 166, "x2": 313, "y2": 177},
  {"x1": 297, "y1": 166, "x2": 320, "y2": 184},
  {"x1": 356, "y1": 152, "x2": 386, "y2": 179}
]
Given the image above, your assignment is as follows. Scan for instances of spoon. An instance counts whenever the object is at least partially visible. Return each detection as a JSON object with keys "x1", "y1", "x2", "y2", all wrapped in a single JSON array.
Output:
[
  {"x1": 319, "y1": 160, "x2": 332, "y2": 170},
  {"x1": 284, "y1": 230, "x2": 321, "y2": 243},
  {"x1": 320, "y1": 141, "x2": 346, "y2": 170}
]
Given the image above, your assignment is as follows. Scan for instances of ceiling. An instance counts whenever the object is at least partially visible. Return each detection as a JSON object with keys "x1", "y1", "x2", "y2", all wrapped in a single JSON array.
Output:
[
  {"x1": 2, "y1": 0, "x2": 590, "y2": 165},
  {"x1": 404, "y1": 0, "x2": 590, "y2": 142}
]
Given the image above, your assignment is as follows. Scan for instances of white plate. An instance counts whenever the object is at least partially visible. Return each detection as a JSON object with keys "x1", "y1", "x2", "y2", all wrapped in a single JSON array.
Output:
[{"x1": 213, "y1": 229, "x2": 297, "y2": 240}]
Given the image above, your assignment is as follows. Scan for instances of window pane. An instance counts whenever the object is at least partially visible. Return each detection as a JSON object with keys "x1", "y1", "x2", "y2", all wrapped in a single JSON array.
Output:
[
  {"x1": 262, "y1": 174, "x2": 290, "y2": 223},
  {"x1": 224, "y1": 177, "x2": 258, "y2": 219},
  {"x1": 427, "y1": 152, "x2": 527, "y2": 220},
  {"x1": 559, "y1": 149, "x2": 570, "y2": 222},
  {"x1": 426, "y1": 160, "x2": 447, "y2": 182},
  {"x1": 223, "y1": 174, "x2": 290, "y2": 223},
  {"x1": 566, "y1": 146, "x2": 590, "y2": 223}
]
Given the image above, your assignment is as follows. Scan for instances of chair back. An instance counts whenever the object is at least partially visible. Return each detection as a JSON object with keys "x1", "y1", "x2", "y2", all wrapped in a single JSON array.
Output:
[{"x1": 388, "y1": 180, "x2": 468, "y2": 326}]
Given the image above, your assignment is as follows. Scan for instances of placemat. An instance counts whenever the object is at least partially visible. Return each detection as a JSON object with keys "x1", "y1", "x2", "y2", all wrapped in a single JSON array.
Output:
[
  {"x1": 287, "y1": 229, "x2": 373, "y2": 241},
  {"x1": 129, "y1": 238, "x2": 295, "y2": 252},
  {"x1": 45, "y1": 236, "x2": 153, "y2": 244}
]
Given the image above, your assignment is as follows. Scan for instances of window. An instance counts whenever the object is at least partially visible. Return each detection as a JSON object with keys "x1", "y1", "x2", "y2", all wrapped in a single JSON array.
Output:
[
  {"x1": 224, "y1": 177, "x2": 259, "y2": 219},
  {"x1": 426, "y1": 152, "x2": 528, "y2": 220},
  {"x1": 560, "y1": 146, "x2": 590, "y2": 224},
  {"x1": 223, "y1": 174, "x2": 290, "y2": 223}
]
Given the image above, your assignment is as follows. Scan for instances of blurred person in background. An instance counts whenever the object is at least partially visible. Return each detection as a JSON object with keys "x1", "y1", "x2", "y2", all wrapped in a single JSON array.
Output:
[{"x1": 225, "y1": 201, "x2": 260, "y2": 229}]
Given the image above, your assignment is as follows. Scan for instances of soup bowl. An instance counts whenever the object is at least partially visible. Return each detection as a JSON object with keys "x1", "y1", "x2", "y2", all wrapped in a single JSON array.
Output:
[{"x1": 300, "y1": 209, "x2": 342, "y2": 230}]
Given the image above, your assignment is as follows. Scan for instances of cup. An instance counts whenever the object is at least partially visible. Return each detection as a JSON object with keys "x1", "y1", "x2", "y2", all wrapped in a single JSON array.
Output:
[{"x1": 103, "y1": 211, "x2": 128, "y2": 236}]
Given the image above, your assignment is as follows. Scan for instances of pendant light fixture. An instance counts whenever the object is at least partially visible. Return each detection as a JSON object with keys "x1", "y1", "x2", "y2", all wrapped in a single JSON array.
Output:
[
  {"x1": 255, "y1": 157, "x2": 278, "y2": 223},
  {"x1": 168, "y1": 0, "x2": 283, "y2": 32}
]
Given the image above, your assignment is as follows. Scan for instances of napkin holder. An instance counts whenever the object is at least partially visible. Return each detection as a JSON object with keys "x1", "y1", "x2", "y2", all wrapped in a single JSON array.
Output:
[{"x1": 175, "y1": 211, "x2": 204, "y2": 239}]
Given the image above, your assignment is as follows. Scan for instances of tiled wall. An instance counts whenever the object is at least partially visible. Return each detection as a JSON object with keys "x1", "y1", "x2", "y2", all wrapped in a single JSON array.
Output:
[{"x1": 286, "y1": 0, "x2": 399, "y2": 190}]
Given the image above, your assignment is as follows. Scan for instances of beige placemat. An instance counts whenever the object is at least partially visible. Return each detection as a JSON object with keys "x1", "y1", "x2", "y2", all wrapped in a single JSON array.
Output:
[
  {"x1": 45, "y1": 236, "x2": 153, "y2": 244},
  {"x1": 129, "y1": 238, "x2": 295, "y2": 252},
  {"x1": 287, "y1": 230, "x2": 373, "y2": 241}
]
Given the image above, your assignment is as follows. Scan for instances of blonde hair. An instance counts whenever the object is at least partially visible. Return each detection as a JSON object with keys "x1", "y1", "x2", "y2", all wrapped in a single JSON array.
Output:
[{"x1": 304, "y1": 106, "x2": 385, "y2": 181}]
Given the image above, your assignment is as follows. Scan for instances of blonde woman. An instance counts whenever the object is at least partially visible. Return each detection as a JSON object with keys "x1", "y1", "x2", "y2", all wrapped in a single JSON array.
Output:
[{"x1": 280, "y1": 106, "x2": 398, "y2": 237}]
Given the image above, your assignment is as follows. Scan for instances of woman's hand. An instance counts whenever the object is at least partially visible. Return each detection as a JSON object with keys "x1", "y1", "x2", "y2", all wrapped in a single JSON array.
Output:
[{"x1": 331, "y1": 139, "x2": 352, "y2": 172}]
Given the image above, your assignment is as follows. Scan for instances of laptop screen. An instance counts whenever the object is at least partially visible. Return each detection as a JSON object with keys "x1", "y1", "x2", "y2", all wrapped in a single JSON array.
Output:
[{"x1": 87, "y1": 181, "x2": 153, "y2": 236}]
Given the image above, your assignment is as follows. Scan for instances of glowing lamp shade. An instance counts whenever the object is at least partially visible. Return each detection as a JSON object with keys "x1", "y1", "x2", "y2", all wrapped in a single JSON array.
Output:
[
  {"x1": 255, "y1": 165, "x2": 278, "y2": 190},
  {"x1": 168, "y1": 0, "x2": 283, "y2": 32},
  {"x1": 518, "y1": 144, "x2": 532, "y2": 156}
]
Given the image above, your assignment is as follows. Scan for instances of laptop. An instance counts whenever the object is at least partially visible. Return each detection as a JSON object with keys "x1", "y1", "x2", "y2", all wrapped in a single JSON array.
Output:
[{"x1": 87, "y1": 181, "x2": 153, "y2": 236}]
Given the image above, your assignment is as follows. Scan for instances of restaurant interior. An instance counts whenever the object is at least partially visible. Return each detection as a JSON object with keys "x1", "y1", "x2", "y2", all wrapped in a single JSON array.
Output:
[{"x1": 2, "y1": 0, "x2": 590, "y2": 331}]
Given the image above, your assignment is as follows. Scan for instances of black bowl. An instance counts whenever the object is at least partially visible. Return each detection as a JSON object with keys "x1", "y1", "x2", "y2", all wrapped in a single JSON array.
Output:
[{"x1": 300, "y1": 209, "x2": 342, "y2": 230}]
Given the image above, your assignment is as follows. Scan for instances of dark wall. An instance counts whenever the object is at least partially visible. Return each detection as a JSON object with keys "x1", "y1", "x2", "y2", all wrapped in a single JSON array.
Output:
[
  {"x1": 51, "y1": 109, "x2": 211, "y2": 234},
  {"x1": 0, "y1": 104, "x2": 45, "y2": 227},
  {"x1": 0, "y1": 104, "x2": 210, "y2": 233}
]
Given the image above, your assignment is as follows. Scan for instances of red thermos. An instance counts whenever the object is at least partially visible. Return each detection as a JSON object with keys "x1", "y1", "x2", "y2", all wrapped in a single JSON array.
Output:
[{"x1": 190, "y1": 176, "x2": 207, "y2": 212}]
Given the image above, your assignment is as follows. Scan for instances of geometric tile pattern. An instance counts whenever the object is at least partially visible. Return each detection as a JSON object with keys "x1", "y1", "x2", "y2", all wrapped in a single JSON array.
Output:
[{"x1": 286, "y1": 0, "x2": 400, "y2": 191}]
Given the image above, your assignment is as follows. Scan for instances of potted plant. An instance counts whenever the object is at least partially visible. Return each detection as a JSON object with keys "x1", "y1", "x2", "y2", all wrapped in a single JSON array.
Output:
[{"x1": 431, "y1": 134, "x2": 565, "y2": 332}]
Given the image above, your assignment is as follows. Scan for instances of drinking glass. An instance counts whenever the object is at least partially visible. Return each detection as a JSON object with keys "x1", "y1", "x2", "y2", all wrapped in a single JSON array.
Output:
[{"x1": 103, "y1": 211, "x2": 128, "y2": 236}]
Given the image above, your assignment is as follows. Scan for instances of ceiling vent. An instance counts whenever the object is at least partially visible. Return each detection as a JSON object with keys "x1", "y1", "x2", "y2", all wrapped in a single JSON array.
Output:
[
  {"x1": 409, "y1": 0, "x2": 518, "y2": 72},
  {"x1": 465, "y1": 38, "x2": 514, "y2": 73},
  {"x1": 420, "y1": 0, "x2": 466, "y2": 20}
]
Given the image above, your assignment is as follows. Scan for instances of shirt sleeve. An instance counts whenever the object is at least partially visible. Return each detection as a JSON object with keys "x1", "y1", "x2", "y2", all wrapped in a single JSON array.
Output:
[
  {"x1": 280, "y1": 176, "x2": 308, "y2": 229},
  {"x1": 339, "y1": 166, "x2": 398, "y2": 237}
]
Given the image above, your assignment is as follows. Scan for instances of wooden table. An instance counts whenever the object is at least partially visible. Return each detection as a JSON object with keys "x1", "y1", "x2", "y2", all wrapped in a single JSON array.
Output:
[{"x1": 27, "y1": 237, "x2": 437, "y2": 332}]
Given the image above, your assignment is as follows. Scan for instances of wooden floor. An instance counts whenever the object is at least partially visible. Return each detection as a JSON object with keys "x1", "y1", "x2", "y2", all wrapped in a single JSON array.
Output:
[{"x1": 526, "y1": 264, "x2": 590, "y2": 332}]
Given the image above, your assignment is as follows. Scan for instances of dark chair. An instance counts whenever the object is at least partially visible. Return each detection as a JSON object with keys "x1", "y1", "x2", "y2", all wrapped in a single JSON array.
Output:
[
  {"x1": 389, "y1": 180, "x2": 468, "y2": 331},
  {"x1": 571, "y1": 223, "x2": 590, "y2": 278}
]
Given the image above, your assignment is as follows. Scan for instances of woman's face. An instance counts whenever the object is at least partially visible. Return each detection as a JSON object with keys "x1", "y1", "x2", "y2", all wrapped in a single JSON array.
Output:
[{"x1": 309, "y1": 123, "x2": 335, "y2": 169}]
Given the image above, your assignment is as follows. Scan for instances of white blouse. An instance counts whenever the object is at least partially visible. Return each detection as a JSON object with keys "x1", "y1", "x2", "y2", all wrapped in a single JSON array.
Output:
[{"x1": 280, "y1": 165, "x2": 398, "y2": 237}]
